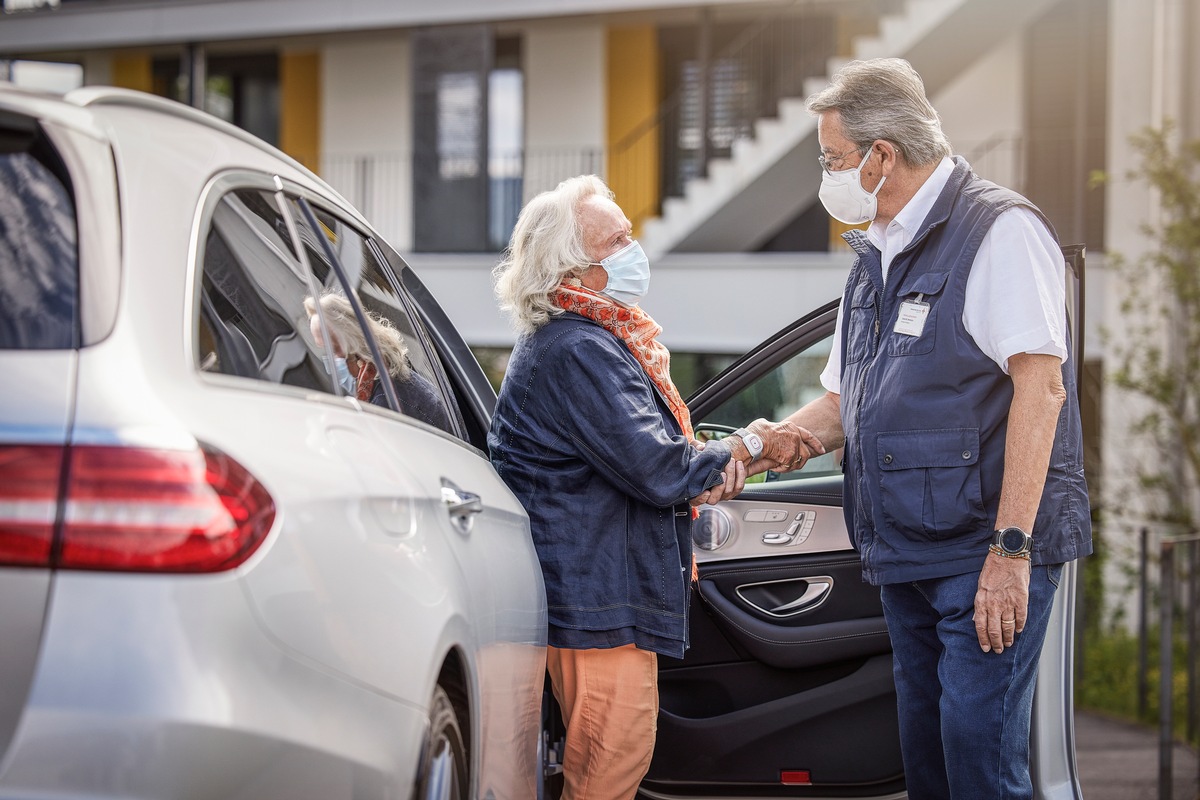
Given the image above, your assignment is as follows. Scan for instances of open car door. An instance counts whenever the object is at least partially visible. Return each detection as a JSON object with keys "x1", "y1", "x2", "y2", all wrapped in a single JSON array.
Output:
[{"x1": 641, "y1": 246, "x2": 1087, "y2": 800}]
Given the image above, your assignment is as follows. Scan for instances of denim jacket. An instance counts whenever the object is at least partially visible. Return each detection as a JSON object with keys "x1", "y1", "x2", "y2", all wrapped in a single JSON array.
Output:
[{"x1": 488, "y1": 313, "x2": 732, "y2": 658}]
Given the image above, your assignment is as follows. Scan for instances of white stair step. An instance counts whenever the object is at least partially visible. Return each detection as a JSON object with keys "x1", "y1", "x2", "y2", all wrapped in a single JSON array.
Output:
[
  {"x1": 754, "y1": 118, "x2": 784, "y2": 142},
  {"x1": 803, "y1": 76, "x2": 830, "y2": 98},
  {"x1": 779, "y1": 97, "x2": 809, "y2": 126}
]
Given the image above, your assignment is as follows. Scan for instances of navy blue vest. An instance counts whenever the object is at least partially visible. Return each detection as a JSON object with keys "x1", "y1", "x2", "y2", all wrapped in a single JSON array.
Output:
[{"x1": 840, "y1": 158, "x2": 1092, "y2": 585}]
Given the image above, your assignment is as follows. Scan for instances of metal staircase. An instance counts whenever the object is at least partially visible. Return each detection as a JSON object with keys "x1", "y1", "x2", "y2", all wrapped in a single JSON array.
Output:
[{"x1": 637, "y1": 0, "x2": 1061, "y2": 259}]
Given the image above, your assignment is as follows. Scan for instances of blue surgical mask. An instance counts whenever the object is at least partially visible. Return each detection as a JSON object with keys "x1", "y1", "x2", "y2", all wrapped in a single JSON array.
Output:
[
  {"x1": 592, "y1": 240, "x2": 651, "y2": 306},
  {"x1": 333, "y1": 357, "x2": 356, "y2": 395}
]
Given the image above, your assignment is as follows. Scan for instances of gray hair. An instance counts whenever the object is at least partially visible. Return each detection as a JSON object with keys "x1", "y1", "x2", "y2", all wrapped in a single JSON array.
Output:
[
  {"x1": 493, "y1": 174, "x2": 613, "y2": 335},
  {"x1": 806, "y1": 58, "x2": 951, "y2": 166},
  {"x1": 304, "y1": 292, "x2": 411, "y2": 380}
]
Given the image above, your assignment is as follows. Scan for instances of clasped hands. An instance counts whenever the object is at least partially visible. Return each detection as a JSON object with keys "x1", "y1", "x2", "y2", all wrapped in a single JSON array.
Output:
[{"x1": 690, "y1": 418, "x2": 825, "y2": 506}]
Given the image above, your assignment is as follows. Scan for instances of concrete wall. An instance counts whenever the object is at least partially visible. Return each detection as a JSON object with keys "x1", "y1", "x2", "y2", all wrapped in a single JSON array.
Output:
[
  {"x1": 522, "y1": 21, "x2": 606, "y2": 200},
  {"x1": 320, "y1": 34, "x2": 412, "y2": 249},
  {"x1": 935, "y1": 32, "x2": 1024, "y2": 191}
]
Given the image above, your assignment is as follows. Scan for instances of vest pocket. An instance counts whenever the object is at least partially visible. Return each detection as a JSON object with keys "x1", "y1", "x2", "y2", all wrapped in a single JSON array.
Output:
[
  {"x1": 888, "y1": 271, "x2": 949, "y2": 358},
  {"x1": 875, "y1": 428, "x2": 985, "y2": 545}
]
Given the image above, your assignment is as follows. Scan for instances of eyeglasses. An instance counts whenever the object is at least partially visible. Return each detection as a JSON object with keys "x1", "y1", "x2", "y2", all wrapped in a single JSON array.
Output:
[{"x1": 818, "y1": 146, "x2": 868, "y2": 175}]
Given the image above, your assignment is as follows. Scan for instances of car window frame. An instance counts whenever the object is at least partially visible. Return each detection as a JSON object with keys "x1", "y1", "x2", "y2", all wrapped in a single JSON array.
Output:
[
  {"x1": 688, "y1": 300, "x2": 841, "y2": 482},
  {"x1": 284, "y1": 191, "x2": 470, "y2": 440}
]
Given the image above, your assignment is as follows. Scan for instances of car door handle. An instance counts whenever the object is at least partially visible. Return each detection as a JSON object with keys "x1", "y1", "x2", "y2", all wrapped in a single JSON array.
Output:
[
  {"x1": 735, "y1": 576, "x2": 834, "y2": 618},
  {"x1": 441, "y1": 479, "x2": 483, "y2": 534}
]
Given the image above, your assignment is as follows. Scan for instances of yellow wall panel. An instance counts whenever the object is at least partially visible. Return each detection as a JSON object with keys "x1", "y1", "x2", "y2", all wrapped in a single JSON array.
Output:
[
  {"x1": 111, "y1": 54, "x2": 152, "y2": 94},
  {"x1": 606, "y1": 26, "x2": 660, "y2": 235},
  {"x1": 280, "y1": 51, "x2": 321, "y2": 172}
]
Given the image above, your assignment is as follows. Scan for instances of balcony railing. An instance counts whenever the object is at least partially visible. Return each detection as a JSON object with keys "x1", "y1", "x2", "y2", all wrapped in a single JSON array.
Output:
[
  {"x1": 318, "y1": 129, "x2": 1101, "y2": 254},
  {"x1": 323, "y1": 147, "x2": 603, "y2": 252}
]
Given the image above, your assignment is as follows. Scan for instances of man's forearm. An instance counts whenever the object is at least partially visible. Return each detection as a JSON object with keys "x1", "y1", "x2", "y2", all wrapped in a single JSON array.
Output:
[
  {"x1": 784, "y1": 390, "x2": 846, "y2": 452},
  {"x1": 994, "y1": 354, "x2": 1067, "y2": 533}
]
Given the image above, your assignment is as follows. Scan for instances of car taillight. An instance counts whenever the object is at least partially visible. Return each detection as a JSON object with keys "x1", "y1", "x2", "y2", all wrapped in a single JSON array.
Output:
[
  {"x1": 0, "y1": 445, "x2": 65, "y2": 567},
  {"x1": 0, "y1": 443, "x2": 275, "y2": 573}
]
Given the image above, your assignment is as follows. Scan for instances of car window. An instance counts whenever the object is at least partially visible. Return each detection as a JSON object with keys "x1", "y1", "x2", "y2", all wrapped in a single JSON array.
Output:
[
  {"x1": 196, "y1": 188, "x2": 334, "y2": 392},
  {"x1": 287, "y1": 199, "x2": 465, "y2": 439},
  {"x1": 0, "y1": 135, "x2": 78, "y2": 350},
  {"x1": 695, "y1": 328, "x2": 844, "y2": 479},
  {"x1": 195, "y1": 185, "x2": 467, "y2": 440}
]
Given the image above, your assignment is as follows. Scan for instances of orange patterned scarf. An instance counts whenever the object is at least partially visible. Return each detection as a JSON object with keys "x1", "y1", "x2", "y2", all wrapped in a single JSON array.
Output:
[{"x1": 553, "y1": 281, "x2": 693, "y2": 442}]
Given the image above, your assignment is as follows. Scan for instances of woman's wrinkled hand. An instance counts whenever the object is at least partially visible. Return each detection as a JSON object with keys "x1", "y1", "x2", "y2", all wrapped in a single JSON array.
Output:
[{"x1": 690, "y1": 457, "x2": 746, "y2": 506}]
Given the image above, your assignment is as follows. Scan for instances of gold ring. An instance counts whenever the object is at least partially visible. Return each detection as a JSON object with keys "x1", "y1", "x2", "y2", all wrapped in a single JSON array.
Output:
[{"x1": 1001, "y1": 617, "x2": 1016, "y2": 624}]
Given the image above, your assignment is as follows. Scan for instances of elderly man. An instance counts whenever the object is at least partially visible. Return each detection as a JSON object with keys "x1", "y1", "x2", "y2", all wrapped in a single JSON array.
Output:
[
  {"x1": 785, "y1": 59, "x2": 1091, "y2": 799},
  {"x1": 488, "y1": 175, "x2": 817, "y2": 799}
]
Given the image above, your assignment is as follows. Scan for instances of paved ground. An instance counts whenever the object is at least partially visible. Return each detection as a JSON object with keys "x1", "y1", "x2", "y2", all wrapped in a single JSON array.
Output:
[{"x1": 1076, "y1": 710, "x2": 1199, "y2": 800}]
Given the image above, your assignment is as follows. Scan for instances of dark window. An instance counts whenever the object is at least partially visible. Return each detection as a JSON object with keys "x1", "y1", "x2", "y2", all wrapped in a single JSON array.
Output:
[
  {"x1": 0, "y1": 117, "x2": 78, "y2": 350},
  {"x1": 152, "y1": 52, "x2": 279, "y2": 146},
  {"x1": 412, "y1": 27, "x2": 524, "y2": 252},
  {"x1": 196, "y1": 188, "x2": 331, "y2": 391}
]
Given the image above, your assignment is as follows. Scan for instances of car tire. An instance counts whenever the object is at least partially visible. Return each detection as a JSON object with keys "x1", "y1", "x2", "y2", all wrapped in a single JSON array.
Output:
[{"x1": 417, "y1": 684, "x2": 469, "y2": 800}]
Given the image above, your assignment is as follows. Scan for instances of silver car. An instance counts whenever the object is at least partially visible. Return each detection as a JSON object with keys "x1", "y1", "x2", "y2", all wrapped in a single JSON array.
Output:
[{"x1": 0, "y1": 82, "x2": 546, "y2": 800}]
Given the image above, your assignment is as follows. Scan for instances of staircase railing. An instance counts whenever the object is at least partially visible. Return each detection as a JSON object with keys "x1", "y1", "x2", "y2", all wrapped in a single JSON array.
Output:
[{"x1": 608, "y1": 7, "x2": 838, "y2": 232}]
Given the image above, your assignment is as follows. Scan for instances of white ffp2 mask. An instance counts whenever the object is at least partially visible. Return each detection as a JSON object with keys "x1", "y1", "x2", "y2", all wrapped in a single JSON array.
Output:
[{"x1": 818, "y1": 152, "x2": 887, "y2": 225}]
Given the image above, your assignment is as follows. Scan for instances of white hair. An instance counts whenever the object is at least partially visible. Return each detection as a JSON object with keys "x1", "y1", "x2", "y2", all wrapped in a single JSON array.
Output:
[
  {"x1": 807, "y1": 58, "x2": 952, "y2": 167},
  {"x1": 304, "y1": 292, "x2": 411, "y2": 380},
  {"x1": 493, "y1": 174, "x2": 613, "y2": 335}
]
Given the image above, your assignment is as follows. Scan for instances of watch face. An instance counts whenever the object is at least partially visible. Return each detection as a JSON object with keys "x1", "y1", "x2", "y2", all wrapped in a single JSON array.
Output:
[{"x1": 999, "y1": 527, "x2": 1029, "y2": 553}]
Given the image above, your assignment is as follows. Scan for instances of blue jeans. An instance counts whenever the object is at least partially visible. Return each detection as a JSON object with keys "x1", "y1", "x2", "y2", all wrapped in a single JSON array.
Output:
[{"x1": 880, "y1": 563, "x2": 1063, "y2": 800}]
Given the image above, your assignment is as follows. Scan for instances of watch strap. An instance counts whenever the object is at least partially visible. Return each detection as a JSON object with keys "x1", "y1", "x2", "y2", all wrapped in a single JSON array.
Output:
[{"x1": 732, "y1": 427, "x2": 764, "y2": 460}]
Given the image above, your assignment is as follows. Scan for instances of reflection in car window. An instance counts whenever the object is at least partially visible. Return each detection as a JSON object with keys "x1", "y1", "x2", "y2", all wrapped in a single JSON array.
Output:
[
  {"x1": 196, "y1": 189, "x2": 336, "y2": 393},
  {"x1": 0, "y1": 149, "x2": 78, "y2": 350},
  {"x1": 288, "y1": 199, "x2": 465, "y2": 439},
  {"x1": 699, "y1": 332, "x2": 844, "y2": 478}
]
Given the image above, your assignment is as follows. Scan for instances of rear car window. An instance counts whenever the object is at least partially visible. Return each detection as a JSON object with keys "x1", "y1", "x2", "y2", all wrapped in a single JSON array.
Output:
[{"x1": 0, "y1": 117, "x2": 78, "y2": 350}]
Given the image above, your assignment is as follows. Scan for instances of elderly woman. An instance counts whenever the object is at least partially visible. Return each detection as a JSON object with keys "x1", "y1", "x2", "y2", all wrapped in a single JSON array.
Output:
[
  {"x1": 488, "y1": 175, "x2": 816, "y2": 800},
  {"x1": 305, "y1": 292, "x2": 452, "y2": 433}
]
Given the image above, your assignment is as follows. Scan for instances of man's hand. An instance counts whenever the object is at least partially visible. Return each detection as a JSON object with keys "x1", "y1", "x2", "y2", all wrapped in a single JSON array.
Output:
[
  {"x1": 745, "y1": 418, "x2": 825, "y2": 476},
  {"x1": 973, "y1": 553, "x2": 1031, "y2": 653},
  {"x1": 690, "y1": 457, "x2": 746, "y2": 506}
]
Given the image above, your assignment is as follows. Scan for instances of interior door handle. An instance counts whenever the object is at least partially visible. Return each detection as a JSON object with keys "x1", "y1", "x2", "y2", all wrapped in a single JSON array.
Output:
[
  {"x1": 735, "y1": 576, "x2": 834, "y2": 618},
  {"x1": 769, "y1": 579, "x2": 833, "y2": 615},
  {"x1": 441, "y1": 479, "x2": 483, "y2": 534}
]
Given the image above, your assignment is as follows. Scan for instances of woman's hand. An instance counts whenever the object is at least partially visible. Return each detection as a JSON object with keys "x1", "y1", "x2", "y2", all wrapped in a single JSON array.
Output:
[{"x1": 690, "y1": 457, "x2": 746, "y2": 506}]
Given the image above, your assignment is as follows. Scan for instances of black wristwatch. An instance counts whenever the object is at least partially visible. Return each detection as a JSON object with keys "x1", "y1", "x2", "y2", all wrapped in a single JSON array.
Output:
[{"x1": 990, "y1": 526, "x2": 1033, "y2": 559}]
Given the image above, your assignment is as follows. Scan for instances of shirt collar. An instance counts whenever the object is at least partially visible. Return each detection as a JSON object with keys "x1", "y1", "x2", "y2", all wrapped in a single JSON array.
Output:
[{"x1": 866, "y1": 156, "x2": 955, "y2": 252}]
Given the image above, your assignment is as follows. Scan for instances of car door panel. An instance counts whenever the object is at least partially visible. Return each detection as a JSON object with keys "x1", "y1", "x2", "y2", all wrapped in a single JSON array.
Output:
[
  {"x1": 642, "y1": 300, "x2": 907, "y2": 796},
  {"x1": 649, "y1": 522, "x2": 903, "y2": 794},
  {"x1": 651, "y1": 652, "x2": 900, "y2": 790},
  {"x1": 697, "y1": 558, "x2": 889, "y2": 670}
]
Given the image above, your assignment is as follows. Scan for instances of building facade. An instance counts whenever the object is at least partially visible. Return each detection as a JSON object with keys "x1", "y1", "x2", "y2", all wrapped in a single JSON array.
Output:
[{"x1": 4, "y1": 0, "x2": 1199, "y2": 616}]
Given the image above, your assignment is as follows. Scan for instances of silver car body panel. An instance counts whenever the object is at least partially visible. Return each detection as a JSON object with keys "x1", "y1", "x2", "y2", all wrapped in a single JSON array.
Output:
[{"x1": 0, "y1": 83, "x2": 546, "y2": 799}]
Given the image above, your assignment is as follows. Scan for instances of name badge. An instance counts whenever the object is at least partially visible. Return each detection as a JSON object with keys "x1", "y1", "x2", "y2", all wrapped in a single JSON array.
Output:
[{"x1": 894, "y1": 296, "x2": 930, "y2": 337}]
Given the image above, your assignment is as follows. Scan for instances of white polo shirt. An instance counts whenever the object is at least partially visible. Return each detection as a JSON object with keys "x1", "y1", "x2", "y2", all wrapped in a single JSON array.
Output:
[{"x1": 820, "y1": 157, "x2": 1068, "y2": 395}]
